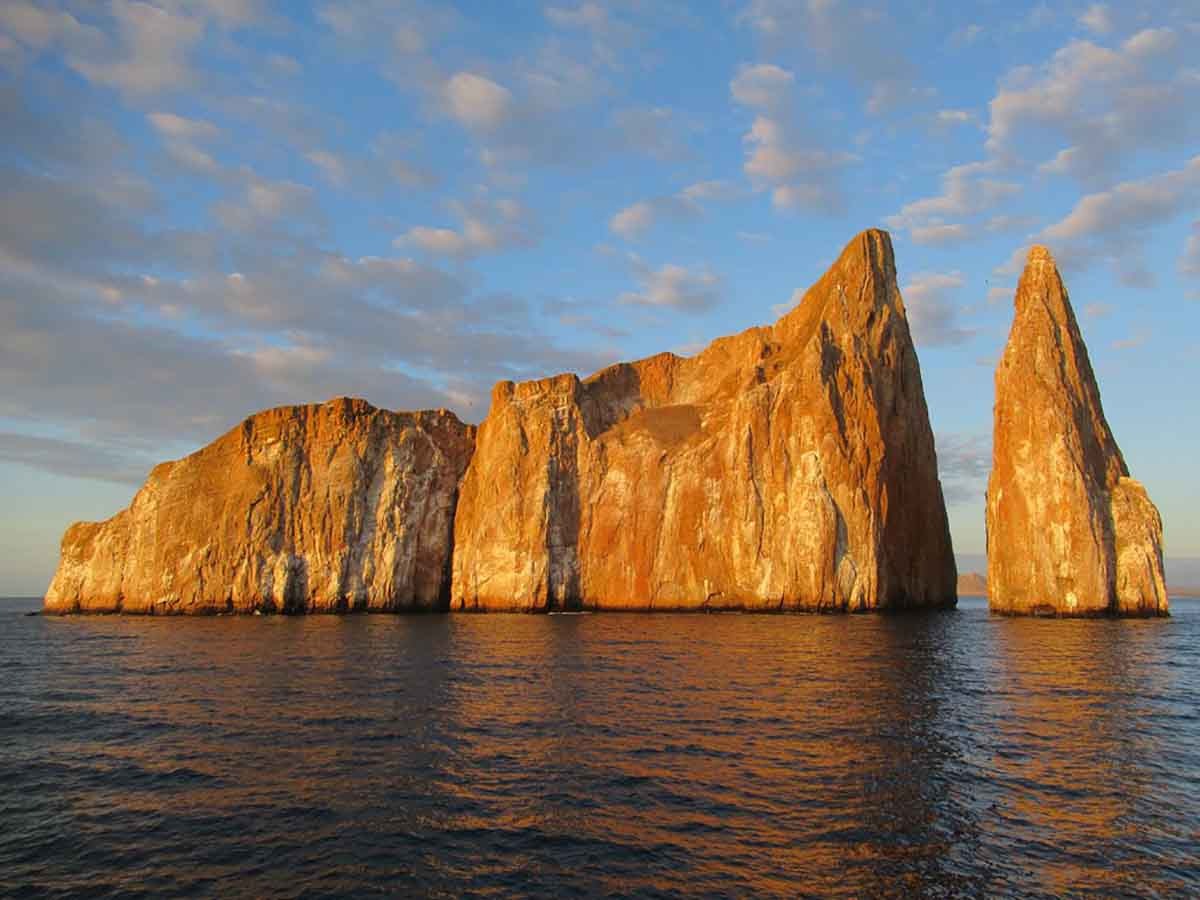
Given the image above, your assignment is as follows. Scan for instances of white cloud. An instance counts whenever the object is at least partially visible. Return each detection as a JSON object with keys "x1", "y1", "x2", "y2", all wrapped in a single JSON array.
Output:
[
  {"x1": 910, "y1": 223, "x2": 970, "y2": 245},
  {"x1": 609, "y1": 180, "x2": 734, "y2": 239},
  {"x1": 730, "y1": 62, "x2": 793, "y2": 108},
  {"x1": 443, "y1": 72, "x2": 514, "y2": 130},
  {"x1": 305, "y1": 150, "x2": 347, "y2": 186},
  {"x1": 608, "y1": 106, "x2": 691, "y2": 161},
  {"x1": 886, "y1": 160, "x2": 1019, "y2": 244},
  {"x1": 731, "y1": 64, "x2": 851, "y2": 212},
  {"x1": 936, "y1": 432, "x2": 991, "y2": 505},
  {"x1": 950, "y1": 24, "x2": 983, "y2": 46},
  {"x1": 165, "y1": 141, "x2": 219, "y2": 174},
  {"x1": 147, "y1": 111, "x2": 219, "y2": 141},
  {"x1": 546, "y1": 3, "x2": 606, "y2": 28},
  {"x1": 936, "y1": 109, "x2": 977, "y2": 127},
  {"x1": 397, "y1": 196, "x2": 536, "y2": 259},
  {"x1": 987, "y1": 285, "x2": 1013, "y2": 305},
  {"x1": 987, "y1": 28, "x2": 1197, "y2": 179},
  {"x1": 1078, "y1": 4, "x2": 1113, "y2": 35},
  {"x1": 1040, "y1": 155, "x2": 1200, "y2": 266},
  {"x1": 1112, "y1": 330, "x2": 1149, "y2": 351},
  {"x1": 1181, "y1": 223, "x2": 1200, "y2": 277},
  {"x1": 739, "y1": 0, "x2": 913, "y2": 115},
  {"x1": 901, "y1": 271, "x2": 975, "y2": 346},
  {"x1": 213, "y1": 174, "x2": 316, "y2": 232},
  {"x1": 70, "y1": 0, "x2": 204, "y2": 96},
  {"x1": 617, "y1": 259, "x2": 722, "y2": 313}
]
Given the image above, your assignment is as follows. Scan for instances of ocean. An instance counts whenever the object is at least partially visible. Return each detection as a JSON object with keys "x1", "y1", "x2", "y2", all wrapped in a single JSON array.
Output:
[{"x1": 1, "y1": 595, "x2": 1197, "y2": 898}]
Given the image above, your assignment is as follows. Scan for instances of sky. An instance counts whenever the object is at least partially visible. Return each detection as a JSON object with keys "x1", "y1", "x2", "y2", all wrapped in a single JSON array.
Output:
[{"x1": 2, "y1": 0, "x2": 1199, "y2": 594}]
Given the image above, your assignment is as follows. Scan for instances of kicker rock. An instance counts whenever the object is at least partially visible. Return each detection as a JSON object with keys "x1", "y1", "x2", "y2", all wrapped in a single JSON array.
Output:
[
  {"x1": 451, "y1": 229, "x2": 957, "y2": 611},
  {"x1": 986, "y1": 246, "x2": 1167, "y2": 617},
  {"x1": 44, "y1": 398, "x2": 475, "y2": 614}
]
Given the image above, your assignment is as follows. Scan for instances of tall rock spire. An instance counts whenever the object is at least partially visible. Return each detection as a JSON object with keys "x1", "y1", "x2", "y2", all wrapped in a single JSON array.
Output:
[
  {"x1": 986, "y1": 246, "x2": 1167, "y2": 616},
  {"x1": 451, "y1": 229, "x2": 957, "y2": 611}
]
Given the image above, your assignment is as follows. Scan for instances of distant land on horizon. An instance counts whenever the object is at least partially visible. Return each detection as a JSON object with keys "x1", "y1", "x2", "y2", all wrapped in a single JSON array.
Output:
[{"x1": 955, "y1": 557, "x2": 1200, "y2": 599}]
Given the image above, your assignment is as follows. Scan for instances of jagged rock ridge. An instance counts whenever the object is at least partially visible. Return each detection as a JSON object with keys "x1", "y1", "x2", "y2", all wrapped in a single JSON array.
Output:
[
  {"x1": 44, "y1": 229, "x2": 959, "y2": 615},
  {"x1": 43, "y1": 398, "x2": 475, "y2": 614},
  {"x1": 986, "y1": 246, "x2": 1168, "y2": 617},
  {"x1": 451, "y1": 229, "x2": 957, "y2": 611}
]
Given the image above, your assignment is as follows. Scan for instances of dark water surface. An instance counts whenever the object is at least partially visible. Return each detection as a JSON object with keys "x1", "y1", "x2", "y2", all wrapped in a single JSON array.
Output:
[{"x1": 1, "y1": 596, "x2": 1197, "y2": 898}]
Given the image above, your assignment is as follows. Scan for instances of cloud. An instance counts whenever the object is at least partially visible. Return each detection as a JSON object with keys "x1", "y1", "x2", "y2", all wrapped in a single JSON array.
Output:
[
  {"x1": 609, "y1": 180, "x2": 734, "y2": 239},
  {"x1": 213, "y1": 173, "x2": 317, "y2": 232},
  {"x1": 900, "y1": 271, "x2": 976, "y2": 346},
  {"x1": 70, "y1": 0, "x2": 205, "y2": 96},
  {"x1": 935, "y1": 108, "x2": 978, "y2": 128},
  {"x1": 1181, "y1": 223, "x2": 1200, "y2": 277},
  {"x1": 886, "y1": 160, "x2": 1020, "y2": 244},
  {"x1": 730, "y1": 62, "x2": 793, "y2": 108},
  {"x1": 305, "y1": 149, "x2": 347, "y2": 186},
  {"x1": 617, "y1": 258, "x2": 723, "y2": 313},
  {"x1": 1040, "y1": 155, "x2": 1200, "y2": 268},
  {"x1": 987, "y1": 285, "x2": 1013, "y2": 306},
  {"x1": 739, "y1": 0, "x2": 914, "y2": 114},
  {"x1": 443, "y1": 71, "x2": 514, "y2": 130},
  {"x1": 146, "y1": 110, "x2": 222, "y2": 173},
  {"x1": 910, "y1": 223, "x2": 970, "y2": 245},
  {"x1": 608, "y1": 106, "x2": 693, "y2": 161},
  {"x1": 1111, "y1": 331, "x2": 1149, "y2": 351},
  {"x1": 950, "y1": 24, "x2": 983, "y2": 47},
  {"x1": 986, "y1": 28, "x2": 1198, "y2": 180},
  {"x1": 0, "y1": 86, "x2": 612, "y2": 487},
  {"x1": 0, "y1": 432, "x2": 154, "y2": 486},
  {"x1": 1084, "y1": 302, "x2": 1113, "y2": 319},
  {"x1": 936, "y1": 432, "x2": 991, "y2": 506},
  {"x1": 730, "y1": 63, "x2": 852, "y2": 212},
  {"x1": 147, "y1": 111, "x2": 219, "y2": 141},
  {"x1": 397, "y1": 196, "x2": 536, "y2": 259},
  {"x1": 1078, "y1": 4, "x2": 1113, "y2": 35}
]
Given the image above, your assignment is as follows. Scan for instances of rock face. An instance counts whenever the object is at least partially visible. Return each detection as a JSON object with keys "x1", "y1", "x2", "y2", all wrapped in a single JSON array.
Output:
[
  {"x1": 451, "y1": 229, "x2": 957, "y2": 611},
  {"x1": 986, "y1": 247, "x2": 1167, "y2": 617},
  {"x1": 44, "y1": 398, "x2": 475, "y2": 614},
  {"x1": 956, "y1": 572, "x2": 988, "y2": 596}
]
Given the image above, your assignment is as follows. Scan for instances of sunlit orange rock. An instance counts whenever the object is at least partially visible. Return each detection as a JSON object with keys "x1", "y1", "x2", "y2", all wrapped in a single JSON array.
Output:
[
  {"x1": 451, "y1": 229, "x2": 957, "y2": 611},
  {"x1": 986, "y1": 246, "x2": 1167, "y2": 617},
  {"x1": 43, "y1": 398, "x2": 475, "y2": 614}
]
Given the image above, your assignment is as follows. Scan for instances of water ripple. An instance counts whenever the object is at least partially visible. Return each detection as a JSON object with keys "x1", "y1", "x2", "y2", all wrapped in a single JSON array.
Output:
[{"x1": 0, "y1": 598, "x2": 1197, "y2": 897}]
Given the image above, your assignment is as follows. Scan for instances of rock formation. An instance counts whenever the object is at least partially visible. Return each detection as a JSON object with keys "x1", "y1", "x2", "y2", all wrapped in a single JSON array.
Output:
[
  {"x1": 43, "y1": 398, "x2": 475, "y2": 614},
  {"x1": 986, "y1": 246, "x2": 1167, "y2": 617},
  {"x1": 956, "y1": 572, "x2": 988, "y2": 596},
  {"x1": 451, "y1": 229, "x2": 957, "y2": 611},
  {"x1": 44, "y1": 229, "x2": 960, "y2": 616}
]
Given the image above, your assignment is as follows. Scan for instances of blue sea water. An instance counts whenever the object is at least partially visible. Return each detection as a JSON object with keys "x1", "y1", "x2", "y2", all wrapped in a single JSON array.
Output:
[{"x1": 1, "y1": 595, "x2": 1197, "y2": 898}]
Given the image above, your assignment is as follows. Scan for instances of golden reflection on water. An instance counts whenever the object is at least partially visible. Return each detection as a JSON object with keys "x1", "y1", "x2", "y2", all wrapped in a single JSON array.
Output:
[{"x1": 1, "y1": 605, "x2": 1196, "y2": 897}]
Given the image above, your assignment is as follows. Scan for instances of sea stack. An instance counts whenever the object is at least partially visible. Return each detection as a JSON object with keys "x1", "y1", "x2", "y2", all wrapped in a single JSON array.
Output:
[
  {"x1": 986, "y1": 246, "x2": 1167, "y2": 617},
  {"x1": 43, "y1": 399, "x2": 475, "y2": 614},
  {"x1": 44, "y1": 230, "x2": 959, "y2": 615},
  {"x1": 451, "y1": 229, "x2": 957, "y2": 611}
]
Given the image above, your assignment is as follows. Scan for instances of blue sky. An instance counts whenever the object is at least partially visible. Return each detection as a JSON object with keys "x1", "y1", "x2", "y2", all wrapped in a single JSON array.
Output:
[{"x1": 2, "y1": 0, "x2": 1198, "y2": 594}]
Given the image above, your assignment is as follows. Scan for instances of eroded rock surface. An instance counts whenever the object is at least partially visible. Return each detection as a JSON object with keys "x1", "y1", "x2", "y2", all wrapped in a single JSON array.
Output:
[
  {"x1": 44, "y1": 398, "x2": 475, "y2": 614},
  {"x1": 451, "y1": 229, "x2": 957, "y2": 611},
  {"x1": 986, "y1": 246, "x2": 1167, "y2": 617}
]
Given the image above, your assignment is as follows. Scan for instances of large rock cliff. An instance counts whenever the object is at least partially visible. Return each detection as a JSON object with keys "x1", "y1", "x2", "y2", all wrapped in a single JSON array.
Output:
[
  {"x1": 43, "y1": 398, "x2": 475, "y2": 614},
  {"x1": 986, "y1": 246, "x2": 1167, "y2": 617},
  {"x1": 451, "y1": 229, "x2": 957, "y2": 611}
]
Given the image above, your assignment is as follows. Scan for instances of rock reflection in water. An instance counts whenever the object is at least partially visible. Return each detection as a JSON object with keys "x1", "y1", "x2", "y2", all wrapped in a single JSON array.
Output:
[{"x1": 0, "y1": 602, "x2": 1197, "y2": 897}]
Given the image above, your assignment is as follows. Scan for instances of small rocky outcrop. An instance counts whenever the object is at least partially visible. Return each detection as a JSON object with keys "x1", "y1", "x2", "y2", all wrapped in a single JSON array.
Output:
[
  {"x1": 986, "y1": 247, "x2": 1168, "y2": 617},
  {"x1": 956, "y1": 572, "x2": 988, "y2": 596},
  {"x1": 43, "y1": 398, "x2": 475, "y2": 614},
  {"x1": 450, "y1": 229, "x2": 958, "y2": 611}
]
